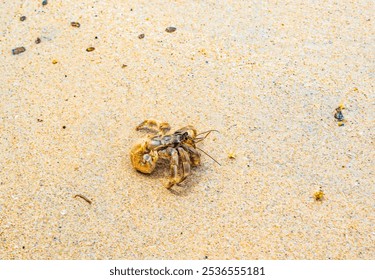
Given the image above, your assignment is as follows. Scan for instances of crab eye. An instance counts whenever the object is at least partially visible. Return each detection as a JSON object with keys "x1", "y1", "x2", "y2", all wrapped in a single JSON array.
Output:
[{"x1": 181, "y1": 132, "x2": 189, "y2": 140}]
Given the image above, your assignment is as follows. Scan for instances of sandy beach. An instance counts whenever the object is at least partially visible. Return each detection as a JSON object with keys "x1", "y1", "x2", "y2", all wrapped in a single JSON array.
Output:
[{"x1": 0, "y1": 0, "x2": 374, "y2": 259}]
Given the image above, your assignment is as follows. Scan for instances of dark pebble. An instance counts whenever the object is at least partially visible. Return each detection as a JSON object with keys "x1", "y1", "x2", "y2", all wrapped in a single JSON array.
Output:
[
  {"x1": 12, "y1": 47, "x2": 26, "y2": 55},
  {"x1": 71, "y1": 22, "x2": 80, "y2": 28},
  {"x1": 334, "y1": 110, "x2": 344, "y2": 121},
  {"x1": 20, "y1": 16, "x2": 26, "y2": 21},
  {"x1": 165, "y1": 26, "x2": 176, "y2": 33},
  {"x1": 138, "y1": 33, "x2": 145, "y2": 39},
  {"x1": 35, "y1": 37, "x2": 41, "y2": 44},
  {"x1": 42, "y1": 0, "x2": 48, "y2": 6}
]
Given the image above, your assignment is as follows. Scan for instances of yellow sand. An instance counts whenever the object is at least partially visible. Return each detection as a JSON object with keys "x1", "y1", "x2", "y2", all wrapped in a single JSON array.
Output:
[{"x1": 0, "y1": 0, "x2": 374, "y2": 259}]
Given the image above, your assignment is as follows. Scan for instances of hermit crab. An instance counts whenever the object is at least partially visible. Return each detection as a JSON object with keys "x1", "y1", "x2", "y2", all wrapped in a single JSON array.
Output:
[{"x1": 130, "y1": 119, "x2": 217, "y2": 188}]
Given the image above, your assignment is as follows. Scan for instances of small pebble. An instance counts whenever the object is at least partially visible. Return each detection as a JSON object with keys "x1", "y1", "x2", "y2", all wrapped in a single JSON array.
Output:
[
  {"x1": 52, "y1": 59, "x2": 58, "y2": 64},
  {"x1": 334, "y1": 110, "x2": 344, "y2": 121},
  {"x1": 227, "y1": 151, "x2": 236, "y2": 159},
  {"x1": 86, "y1": 47, "x2": 95, "y2": 52},
  {"x1": 42, "y1": 0, "x2": 48, "y2": 6},
  {"x1": 12, "y1": 47, "x2": 26, "y2": 55},
  {"x1": 35, "y1": 37, "x2": 41, "y2": 44},
  {"x1": 138, "y1": 33, "x2": 145, "y2": 39},
  {"x1": 314, "y1": 190, "x2": 325, "y2": 201},
  {"x1": 165, "y1": 26, "x2": 176, "y2": 33},
  {"x1": 334, "y1": 104, "x2": 346, "y2": 126},
  {"x1": 71, "y1": 22, "x2": 80, "y2": 28},
  {"x1": 314, "y1": 186, "x2": 325, "y2": 201},
  {"x1": 20, "y1": 16, "x2": 26, "y2": 21}
]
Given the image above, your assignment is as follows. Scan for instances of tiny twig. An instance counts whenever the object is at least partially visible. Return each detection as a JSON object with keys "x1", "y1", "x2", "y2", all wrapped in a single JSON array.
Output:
[{"x1": 74, "y1": 194, "x2": 92, "y2": 205}]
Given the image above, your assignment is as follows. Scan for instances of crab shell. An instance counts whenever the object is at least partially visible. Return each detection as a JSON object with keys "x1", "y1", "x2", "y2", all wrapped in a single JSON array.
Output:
[{"x1": 130, "y1": 142, "x2": 158, "y2": 174}]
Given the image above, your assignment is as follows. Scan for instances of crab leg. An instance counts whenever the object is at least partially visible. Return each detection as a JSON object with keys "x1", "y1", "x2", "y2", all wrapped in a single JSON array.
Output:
[
  {"x1": 174, "y1": 125, "x2": 197, "y2": 138},
  {"x1": 177, "y1": 147, "x2": 191, "y2": 184},
  {"x1": 165, "y1": 147, "x2": 180, "y2": 189},
  {"x1": 181, "y1": 144, "x2": 201, "y2": 166},
  {"x1": 136, "y1": 119, "x2": 171, "y2": 134}
]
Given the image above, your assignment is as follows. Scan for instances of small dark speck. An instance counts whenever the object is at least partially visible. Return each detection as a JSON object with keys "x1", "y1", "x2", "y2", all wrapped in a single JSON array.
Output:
[
  {"x1": 204, "y1": 256, "x2": 208, "y2": 259},
  {"x1": 37, "y1": 119, "x2": 43, "y2": 122},
  {"x1": 138, "y1": 33, "x2": 145, "y2": 39},
  {"x1": 64, "y1": 75, "x2": 67, "y2": 77},
  {"x1": 121, "y1": 64, "x2": 127, "y2": 68},
  {"x1": 20, "y1": 16, "x2": 26, "y2": 21},
  {"x1": 35, "y1": 37, "x2": 41, "y2": 44},
  {"x1": 62, "y1": 126, "x2": 66, "y2": 129},
  {"x1": 42, "y1": 0, "x2": 48, "y2": 6},
  {"x1": 95, "y1": 36, "x2": 98, "y2": 39},
  {"x1": 205, "y1": 61, "x2": 208, "y2": 64},
  {"x1": 130, "y1": 8, "x2": 133, "y2": 11},
  {"x1": 22, "y1": 246, "x2": 25, "y2": 249}
]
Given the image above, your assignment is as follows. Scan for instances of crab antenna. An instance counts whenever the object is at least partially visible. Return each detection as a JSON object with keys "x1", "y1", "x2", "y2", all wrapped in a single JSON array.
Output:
[
  {"x1": 196, "y1": 129, "x2": 220, "y2": 136},
  {"x1": 196, "y1": 147, "x2": 221, "y2": 166},
  {"x1": 194, "y1": 129, "x2": 220, "y2": 143}
]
